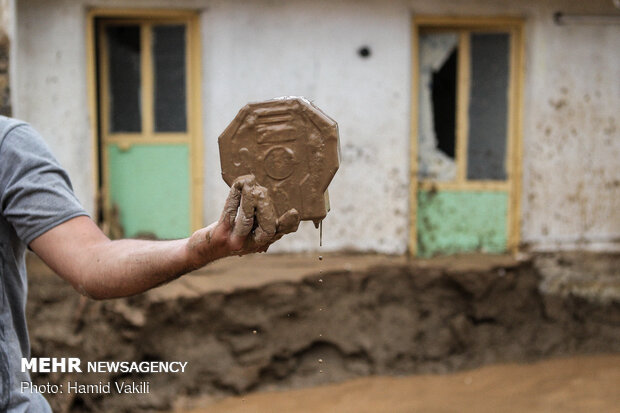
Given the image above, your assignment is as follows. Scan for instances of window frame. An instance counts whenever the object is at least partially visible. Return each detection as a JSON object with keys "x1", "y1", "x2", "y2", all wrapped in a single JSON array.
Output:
[
  {"x1": 86, "y1": 9, "x2": 204, "y2": 234},
  {"x1": 98, "y1": 18, "x2": 191, "y2": 142},
  {"x1": 409, "y1": 16, "x2": 525, "y2": 255}
]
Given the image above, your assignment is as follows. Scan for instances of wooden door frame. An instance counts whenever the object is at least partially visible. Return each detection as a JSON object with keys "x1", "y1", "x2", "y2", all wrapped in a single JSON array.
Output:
[
  {"x1": 408, "y1": 16, "x2": 525, "y2": 256},
  {"x1": 86, "y1": 8, "x2": 204, "y2": 235}
]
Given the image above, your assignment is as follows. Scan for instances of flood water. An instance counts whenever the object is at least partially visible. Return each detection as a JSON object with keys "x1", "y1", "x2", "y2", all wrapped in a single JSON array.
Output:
[{"x1": 183, "y1": 354, "x2": 620, "y2": 413}]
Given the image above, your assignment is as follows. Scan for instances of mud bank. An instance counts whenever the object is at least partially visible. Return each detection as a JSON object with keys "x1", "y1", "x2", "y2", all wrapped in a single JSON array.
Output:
[{"x1": 26, "y1": 252, "x2": 620, "y2": 412}]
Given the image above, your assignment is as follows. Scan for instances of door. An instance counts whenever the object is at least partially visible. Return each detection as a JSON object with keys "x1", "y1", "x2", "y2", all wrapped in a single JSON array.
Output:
[
  {"x1": 95, "y1": 13, "x2": 202, "y2": 239},
  {"x1": 410, "y1": 18, "x2": 524, "y2": 257}
]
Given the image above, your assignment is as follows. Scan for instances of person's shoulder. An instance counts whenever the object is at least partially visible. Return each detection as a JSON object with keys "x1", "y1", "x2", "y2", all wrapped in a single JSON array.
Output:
[{"x1": 0, "y1": 115, "x2": 29, "y2": 146}]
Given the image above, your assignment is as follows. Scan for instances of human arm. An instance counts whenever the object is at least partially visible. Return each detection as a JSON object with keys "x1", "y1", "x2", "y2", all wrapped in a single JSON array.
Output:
[{"x1": 29, "y1": 175, "x2": 299, "y2": 300}]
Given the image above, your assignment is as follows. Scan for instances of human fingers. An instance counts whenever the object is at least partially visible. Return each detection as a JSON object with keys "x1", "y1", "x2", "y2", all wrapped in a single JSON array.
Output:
[
  {"x1": 220, "y1": 174, "x2": 256, "y2": 228},
  {"x1": 231, "y1": 181, "x2": 258, "y2": 240},
  {"x1": 232, "y1": 174, "x2": 256, "y2": 190},
  {"x1": 250, "y1": 186, "x2": 277, "y2": 247},
  {"x1": 270, "y1": 208, "x2": 301, "y2": 242},
  {"x1": 251, "y1": 208, "x2": 299, "y2": 252},
  {"x1": 277, "y1": 209, "x2": 300, "y2": 235},
  {"x1": 219, "y1": 184, "x2": 242, "y2": 229}
]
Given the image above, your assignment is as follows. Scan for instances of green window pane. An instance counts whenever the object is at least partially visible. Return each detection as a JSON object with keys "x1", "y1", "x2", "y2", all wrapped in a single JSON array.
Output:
[
  {"x1": 417, "y1": 190, "x2": 508, "y2": 257},
  {"x1": 107, "y1": 144, "x2": 191, "y2": 239}
]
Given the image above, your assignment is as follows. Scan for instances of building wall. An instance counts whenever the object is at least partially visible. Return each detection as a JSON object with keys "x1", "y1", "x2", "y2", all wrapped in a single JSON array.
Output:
[
  {"x1": 0, "y1": 0, "x2": 13, "y2": 116},
  {"x1": 14, "y1": 0, "x2": 620, "y2": 253}
]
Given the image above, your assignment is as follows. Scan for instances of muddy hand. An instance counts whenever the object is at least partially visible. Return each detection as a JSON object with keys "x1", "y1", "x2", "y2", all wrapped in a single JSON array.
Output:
[
  {"x1": 252, "y1": 208, "x2": 300, "y2": 253},
  {"x1": 231, "y1": 177, "x2": 300, "y2": 254},
  {"x1": 187, "y1": 175, "x2": 300, "y2": 267}
]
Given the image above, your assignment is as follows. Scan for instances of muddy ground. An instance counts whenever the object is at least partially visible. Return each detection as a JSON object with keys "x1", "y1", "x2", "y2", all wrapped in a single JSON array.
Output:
[
  {"x1": 195, "y1": 354, "x2": 620, "y2": 413},
  {"x1": 26, "y1": 251, "x2": 620, "y2": 412}
]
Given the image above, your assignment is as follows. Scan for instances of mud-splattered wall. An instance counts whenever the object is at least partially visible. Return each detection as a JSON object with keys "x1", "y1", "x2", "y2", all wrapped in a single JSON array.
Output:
[
  {"x1": 521, "y1": 16, "x2": 620, "y2": 252},
  {"x1": 13, "y1": 0, "x2": 620, "y2": 254}
]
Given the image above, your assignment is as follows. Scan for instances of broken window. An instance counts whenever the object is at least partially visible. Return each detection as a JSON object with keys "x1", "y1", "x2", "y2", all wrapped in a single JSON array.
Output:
[
  {"x1": 432, "y1": 48, "x2": 457, "y2": 160},
  {"x1": 417, "y1": 30, "x2": 510, "y2": 182},
  {"x1": 417, "y1": 32, "x2": 458, "y2": 181}
]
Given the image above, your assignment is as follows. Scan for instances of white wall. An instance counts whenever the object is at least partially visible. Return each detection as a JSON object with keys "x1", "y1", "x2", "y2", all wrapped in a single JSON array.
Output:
[
  {"x1": 14, "y1": 0, "x2": 620, "y2": 253},
  {"x1": 15, "y1": 0, "x2": 95, "y2": 212},
  {"x1": 200, "y1": 0, "x2": 411, "y2": 253},
  {"x1": 1, "y1": 0, "x2": 16, "y2": 107},
  {"x1": 521, "y1": 10, "x2": 620, "y2": 252}
]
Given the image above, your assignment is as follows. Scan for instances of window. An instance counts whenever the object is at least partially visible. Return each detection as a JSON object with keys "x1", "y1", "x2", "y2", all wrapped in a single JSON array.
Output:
[
  {"x1": 100, "y1": 20, "x2": 189, "y2": 138},
  {"x1": 410, "y1": 18, "x2": 524, "y2": 256},
  {"x1": 89, "y1": 11, "x2": 203, "y2": 239}
]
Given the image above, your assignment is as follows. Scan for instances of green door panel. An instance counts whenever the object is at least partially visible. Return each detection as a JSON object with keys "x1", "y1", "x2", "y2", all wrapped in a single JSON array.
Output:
[
  {"x1": 107, "y1": 143, "x2": 191, "y2": 239},
  {"x1": 417, "y1": 190, "x2": 508, "y2": 257}
]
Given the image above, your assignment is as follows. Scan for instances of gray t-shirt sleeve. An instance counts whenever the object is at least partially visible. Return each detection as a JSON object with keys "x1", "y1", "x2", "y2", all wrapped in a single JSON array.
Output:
[{"x1": 0, "y1": 123, "x2": 88, "y2": 245}]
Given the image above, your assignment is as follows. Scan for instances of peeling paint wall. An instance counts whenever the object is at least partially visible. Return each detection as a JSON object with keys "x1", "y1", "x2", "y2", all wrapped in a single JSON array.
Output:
[{"x1": 13, "y1": 0, "x2": 620, "y2": 253}]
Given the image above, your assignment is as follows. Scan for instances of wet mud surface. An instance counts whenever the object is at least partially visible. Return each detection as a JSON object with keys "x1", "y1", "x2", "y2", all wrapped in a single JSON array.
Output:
[
  {"x1": 26, "y1": 252, "x2": 620, "y2": 412},
  {"x1": 194, "y1": 354, "x2": 620, "y2": 413}
]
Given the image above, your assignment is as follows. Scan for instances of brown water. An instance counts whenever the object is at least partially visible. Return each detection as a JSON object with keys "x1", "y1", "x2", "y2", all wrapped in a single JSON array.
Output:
[{"x1": 183, "y1": 354, "x2": 620, "y2": 413}]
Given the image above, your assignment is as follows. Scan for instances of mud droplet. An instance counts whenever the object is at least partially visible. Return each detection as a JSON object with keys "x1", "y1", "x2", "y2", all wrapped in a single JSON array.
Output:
[
  {"x1": 318, "y1": 358, "x2": 323, "y2": 363},
  {"x1": 319, "y1": 369, "x2": 324, "y2": 374},
  {"x1": 319, "y1": 278, "x2": 323, "y2": 283},
  {"x1": 252, "y1": 330, "x2": 257, "y2": 335},
  {"x1": 319, "y1": 334, "x2": 323, "y2": 337},
  {"x1": 318, "y1": 255, "x2": 323, "y2": 261}
]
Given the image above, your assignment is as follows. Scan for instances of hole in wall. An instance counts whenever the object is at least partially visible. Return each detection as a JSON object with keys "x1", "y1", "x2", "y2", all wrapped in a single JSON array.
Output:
[{"x1": 357, "y1": 46, "x2": 371, "y2": 58}]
